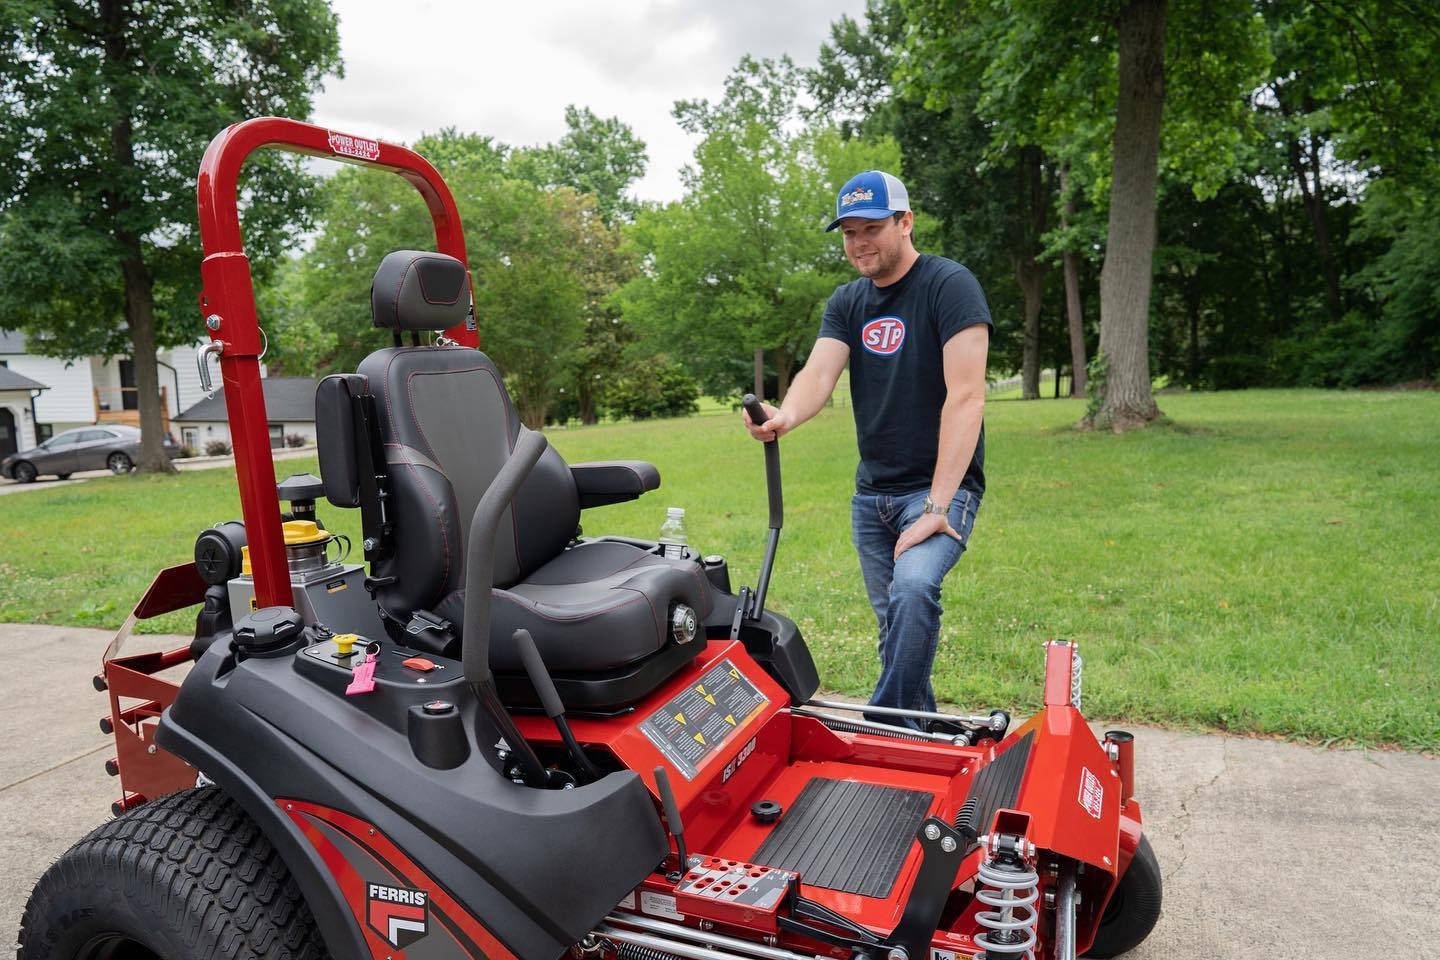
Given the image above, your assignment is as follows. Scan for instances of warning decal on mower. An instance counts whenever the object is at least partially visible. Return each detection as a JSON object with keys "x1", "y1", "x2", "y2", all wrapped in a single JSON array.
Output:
[
  {"x1": 1078, "y1": 767, "x2": 1105, "y2": 819},
  {"x1": 639, "y1": 658, "x2": 768, "y2": 780},
  {"x1": 367, "y1": 882, "x2": 429, "y2": 949}
]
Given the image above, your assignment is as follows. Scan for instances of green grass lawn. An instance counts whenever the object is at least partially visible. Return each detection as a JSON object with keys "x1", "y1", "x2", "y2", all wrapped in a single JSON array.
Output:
[{"x1": 2, "y1": 389, "x2": 1436, "y2": 748}]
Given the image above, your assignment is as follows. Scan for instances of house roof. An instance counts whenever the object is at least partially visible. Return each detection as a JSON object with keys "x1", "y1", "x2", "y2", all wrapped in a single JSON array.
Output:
[
  {"x1": 0, "y1": 366, "x2": 48, "y2": 392},
  {"x1": 174, "y1": 376, "x2": 318, "y2": 423},
  {"x1": 0, "y1": 328, "x2": 27, "y2": 353}
]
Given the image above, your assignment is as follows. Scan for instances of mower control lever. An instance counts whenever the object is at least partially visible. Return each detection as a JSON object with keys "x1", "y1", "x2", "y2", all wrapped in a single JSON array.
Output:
[
  {"x1": 514, "y1": 628, "x2": 601, "y2": 783},
  {"x1": 740, "y1": 393, "x2": 783, "y2": 627},
  {"x1": 652, "y1": 766, "x2": 690, "y2": 879}
]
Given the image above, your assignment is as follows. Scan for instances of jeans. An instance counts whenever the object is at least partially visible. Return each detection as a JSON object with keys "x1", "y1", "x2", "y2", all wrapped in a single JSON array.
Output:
[{"x1": 851, "y1": 487, "x2": 980, "y2": 729}]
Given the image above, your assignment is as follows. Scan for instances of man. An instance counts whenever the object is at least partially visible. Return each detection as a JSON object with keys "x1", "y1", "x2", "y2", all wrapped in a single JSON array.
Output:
[{"x1": 743, "y1": 170, "x2": 991, "y2": 729}]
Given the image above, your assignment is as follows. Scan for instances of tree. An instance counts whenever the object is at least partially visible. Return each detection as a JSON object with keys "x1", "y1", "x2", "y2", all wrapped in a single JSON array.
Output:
[
  {"x1": 623, "y1": 56, "x2": 899, "y2": 401},
  {"x1": 509, "y1": 108, "x2": 647, "y2": 421},
  {"x1": 274, "y1": 128, "x2": 631, "y2": 426},
  {"x1": 898, "y1": 0, "x2": 1270, "y2": 428},
  {"x1": 509, "y1": 105, "x2": 648, "y2": 226},
  {"x1": 0, "y1": 0, "x2": 341, "y2": 471}
]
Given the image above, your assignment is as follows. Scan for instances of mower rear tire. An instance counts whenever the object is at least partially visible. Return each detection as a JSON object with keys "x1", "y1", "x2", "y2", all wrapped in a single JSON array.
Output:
[
  {"x1": 1083, "y1": 834, "x2": 1162, "y2": 958},
  {"x1": 18, "y1": 787, "x2": 325, "y2": 960}
]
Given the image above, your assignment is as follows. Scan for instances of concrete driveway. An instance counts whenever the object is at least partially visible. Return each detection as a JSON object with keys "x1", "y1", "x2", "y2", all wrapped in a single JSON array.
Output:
[{"x1": 3, "y1": 622, "x2": 1437, "y2": 957}]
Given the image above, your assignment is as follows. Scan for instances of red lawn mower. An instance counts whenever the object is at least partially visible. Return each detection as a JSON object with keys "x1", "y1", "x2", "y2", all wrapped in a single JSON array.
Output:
[{"x1": 19, "y1": 118, "x2": 1161, "y2": 960}]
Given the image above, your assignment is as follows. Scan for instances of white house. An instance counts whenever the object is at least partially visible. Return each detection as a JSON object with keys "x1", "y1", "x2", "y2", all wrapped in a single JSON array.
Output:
[
  {"x1": 172, "y1": 376, "x2": 319, "y2": 451},
  {"x1": 0, "y1": 328, "x2": 270, "y2": 459}
]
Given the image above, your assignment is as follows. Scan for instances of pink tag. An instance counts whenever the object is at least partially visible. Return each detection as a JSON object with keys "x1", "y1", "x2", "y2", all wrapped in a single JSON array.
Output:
[{"x1": 345, "y1": 657, "x2": 376, "y2": 696}]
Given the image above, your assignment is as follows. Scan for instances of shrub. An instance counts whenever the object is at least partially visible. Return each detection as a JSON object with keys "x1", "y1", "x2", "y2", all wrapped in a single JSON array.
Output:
[
  {"x1": 601, "y1": 355, "x2": 700, "y2": 421},
  {"x1": 178, "y1": 444, "x2": 197, "y2": 459},
  {"x1": 285, "y1": 432, "x2": 306, "y2": 448},
  {"x1": 204, "y1": 439, "x2": 232, "y2": 457}
]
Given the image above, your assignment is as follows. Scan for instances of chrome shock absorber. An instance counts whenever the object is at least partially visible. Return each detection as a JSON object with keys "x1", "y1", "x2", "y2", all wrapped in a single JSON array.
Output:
[{"x1": 973, "y1": 834, "x2": 1039, "y2": 960}]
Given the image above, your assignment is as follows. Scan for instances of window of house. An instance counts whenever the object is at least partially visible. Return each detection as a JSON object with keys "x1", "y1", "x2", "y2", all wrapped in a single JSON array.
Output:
[{"x1": 37, "y1": 423, "x2": 53, "y2": 442}]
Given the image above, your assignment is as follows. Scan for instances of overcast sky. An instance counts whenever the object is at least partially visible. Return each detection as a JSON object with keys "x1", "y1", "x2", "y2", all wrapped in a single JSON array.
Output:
[{"x1": 309, "y1": 0, "x2": 870, "y2": 204}]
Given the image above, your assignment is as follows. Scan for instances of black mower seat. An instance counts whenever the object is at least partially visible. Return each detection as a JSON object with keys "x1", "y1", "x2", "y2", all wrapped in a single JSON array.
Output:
[
  {"x1": 316, "y1": 249, "x2": 710, "y2": 701},
  {"x1": 434, "y1": 539, "x2": 710, "y2": 673}
]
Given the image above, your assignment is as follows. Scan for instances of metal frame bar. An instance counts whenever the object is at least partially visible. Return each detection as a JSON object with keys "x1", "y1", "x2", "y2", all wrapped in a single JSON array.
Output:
[
  {"x1": 604, "y1": 914, "x2": 811, "y2": 960},
  {"x1": 195, "y1": 117, "x2": 475, "y2": 608},
  {"x1": 805, "y1": 698, "x2": 1000, "y2": 728}
]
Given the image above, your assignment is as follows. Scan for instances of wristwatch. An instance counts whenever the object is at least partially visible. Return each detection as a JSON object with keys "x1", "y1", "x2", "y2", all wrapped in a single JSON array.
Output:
[{"x1": 921, "y1": 496, "x2": 948, "y2": 516}]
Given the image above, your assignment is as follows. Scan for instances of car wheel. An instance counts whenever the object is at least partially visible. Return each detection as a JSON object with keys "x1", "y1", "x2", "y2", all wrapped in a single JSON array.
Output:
[
  {"x1": 107, "y1": 451, "x2": 133, "y2": 474},
  {"x1": 12, "y1": 461, "x2": 36, "y2": 483}
]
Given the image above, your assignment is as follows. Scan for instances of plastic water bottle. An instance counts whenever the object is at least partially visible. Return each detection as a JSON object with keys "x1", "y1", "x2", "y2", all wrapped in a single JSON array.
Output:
[{"x1": 659, "y1": 507, "x2": 688, "y2": 559}]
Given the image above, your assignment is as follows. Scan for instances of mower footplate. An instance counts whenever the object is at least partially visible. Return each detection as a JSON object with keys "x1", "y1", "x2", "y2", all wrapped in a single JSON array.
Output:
[{"x1": 753, "y1": 777, "x2": 932, "y2": 898}]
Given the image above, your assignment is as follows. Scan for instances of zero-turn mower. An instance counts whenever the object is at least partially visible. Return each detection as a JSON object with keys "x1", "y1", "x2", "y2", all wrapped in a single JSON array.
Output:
[{"x1": 18, "y1": 118, "x2": 1161, "y2": 960}]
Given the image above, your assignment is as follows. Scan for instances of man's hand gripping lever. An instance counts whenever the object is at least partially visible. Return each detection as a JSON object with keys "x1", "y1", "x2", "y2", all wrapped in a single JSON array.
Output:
[{"x1": 733, "y1": 394, "x2": 784, "y2": 641}]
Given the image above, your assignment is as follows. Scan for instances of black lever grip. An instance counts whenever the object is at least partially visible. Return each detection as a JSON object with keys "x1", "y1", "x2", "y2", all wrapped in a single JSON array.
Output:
[
  {"x1": 514, "y1": 629, "x2": 564, "y2": 719},
  {"x1": 742, "y1": 393, "x2": 782, "y2": 531},
  {"x1": 741, "y1": 393, "x2": 769, "y2": 430}
]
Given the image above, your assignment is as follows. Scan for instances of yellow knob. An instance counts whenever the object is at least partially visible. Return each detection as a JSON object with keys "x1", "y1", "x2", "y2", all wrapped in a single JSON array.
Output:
[{"x1": 334, "y1": 633, "x2": 359, "y2": 656}]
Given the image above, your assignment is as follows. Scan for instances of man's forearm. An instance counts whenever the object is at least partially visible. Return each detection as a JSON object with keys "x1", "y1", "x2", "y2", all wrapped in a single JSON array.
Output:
[
  {"x1": 929, "y1": 394, "x2": 984, "y2": 504},
  {"x1": 778, "y1": 363, "x2": 836, "y2": 427}
]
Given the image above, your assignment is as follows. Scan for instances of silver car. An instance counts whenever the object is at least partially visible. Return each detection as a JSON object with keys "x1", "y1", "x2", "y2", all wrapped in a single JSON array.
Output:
[{"x1": 1, "y1": 425, "x2": 180, "y2": 482}]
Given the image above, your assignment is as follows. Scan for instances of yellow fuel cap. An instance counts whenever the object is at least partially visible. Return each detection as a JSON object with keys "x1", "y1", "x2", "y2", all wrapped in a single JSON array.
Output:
[
  {"x1": 281, "y1": 520, "x2": 329, "y2": 545},
  {"x1": 333, "y1": 633, "x2": 359, "y2": 656}
]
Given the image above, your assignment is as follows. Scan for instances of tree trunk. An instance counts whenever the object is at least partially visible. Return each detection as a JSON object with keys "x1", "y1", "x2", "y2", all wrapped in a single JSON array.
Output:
[
  {"x1": 775, "y1": 347, "x2": 792, "y2": 402},
  {"x1": 1186, "y1": 288, "x2": 1202, "y2": 388},
  {"x1": 1059, "y1": 165, "x2": 1087, "y2": 397},
  {"x1": 578, "y1": 378, "x2": 598, "y2": 425},
  {"x1": 1091, "y1": 0, "x2": 1166, "y2": 431},
  {"x1": 120, "y1": 251, "x2": 174, "y2": 473},
  {"x1": 102, "y1": 0, "x2": 173, "y2": 473},
  {"x1": 1018, "y1": 262, "x2": 1044, "y2": 399},
  {"x1": 1016, "y1": 146, "x2": 1047, "y2": 401},
  {"x1": 753, "y1": 348, "x2": 764, "y2": 399}
]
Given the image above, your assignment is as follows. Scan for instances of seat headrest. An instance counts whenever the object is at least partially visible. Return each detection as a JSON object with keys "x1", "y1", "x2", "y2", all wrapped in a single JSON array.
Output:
[{"x1": 370, "y1": 250, "x2": 470, "y2": 331}]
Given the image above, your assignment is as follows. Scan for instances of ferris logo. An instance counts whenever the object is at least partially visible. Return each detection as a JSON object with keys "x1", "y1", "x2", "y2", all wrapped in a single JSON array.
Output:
[
  {"x1": 366, "y1": 882, "x2": 428, "y2": 949},
  {"x1": 327, "y1": 131, "x2": 382, "y2": 162},
  {"x1": 1078, "y1": 767, "x2": 1104, "y2": 820},
  {"x1": 861, "y1": 316, "x2": 906, "y2": 356}
]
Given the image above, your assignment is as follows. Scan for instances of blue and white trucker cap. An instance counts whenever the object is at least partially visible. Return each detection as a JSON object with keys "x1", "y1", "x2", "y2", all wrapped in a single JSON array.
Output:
[{"x1": 826, "y1": 170, "x2": 911, "y2": 231}]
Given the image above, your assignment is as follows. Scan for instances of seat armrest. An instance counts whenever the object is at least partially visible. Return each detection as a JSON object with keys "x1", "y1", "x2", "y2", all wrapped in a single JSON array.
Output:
[{"x1": 570, "y1": 460, "x2": 661, "y2": 509}]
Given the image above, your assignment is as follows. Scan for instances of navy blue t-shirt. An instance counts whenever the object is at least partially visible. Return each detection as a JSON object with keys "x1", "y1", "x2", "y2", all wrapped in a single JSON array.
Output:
[{"x1": 818, "y1": 254, "x2": 992, "y2": 496}]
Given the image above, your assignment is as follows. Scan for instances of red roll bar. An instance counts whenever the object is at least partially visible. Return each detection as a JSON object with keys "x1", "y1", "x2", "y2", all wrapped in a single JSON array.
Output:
[{"x1": 196, "y1": 116, "x2": 476, "y2": 609}]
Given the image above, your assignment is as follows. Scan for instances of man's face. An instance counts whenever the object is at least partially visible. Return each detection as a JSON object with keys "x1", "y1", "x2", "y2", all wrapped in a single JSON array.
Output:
[{"x1": 840, "y1": 213, "x2": 911, "y2": 279}]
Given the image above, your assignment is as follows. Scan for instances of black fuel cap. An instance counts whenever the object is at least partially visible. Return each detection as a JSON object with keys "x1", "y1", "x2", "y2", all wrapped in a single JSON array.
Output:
[
  {"x1": 422, "y1": 700, "x2": 455, "y2": 716},
  {"x1": 233, "y1": 606, "x2": 304, "y2": 654},
  {"x1": 752, "y1": 799, "x2": 783, "y2": 824}
]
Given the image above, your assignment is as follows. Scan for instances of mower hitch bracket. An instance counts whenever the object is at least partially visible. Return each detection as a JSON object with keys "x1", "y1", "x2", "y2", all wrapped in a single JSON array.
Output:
[{"x1": 886, "y1": 817, "x2": 967, "y2": 960}]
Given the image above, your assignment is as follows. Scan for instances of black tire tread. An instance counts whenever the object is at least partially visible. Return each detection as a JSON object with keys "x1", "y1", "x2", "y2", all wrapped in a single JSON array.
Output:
[
  {"x1": 1083, "y1": 833, "x2": 1162, "y2": 958},
  {"x1": 17, "y1": 787, "x2": 326, "y2": 960}
]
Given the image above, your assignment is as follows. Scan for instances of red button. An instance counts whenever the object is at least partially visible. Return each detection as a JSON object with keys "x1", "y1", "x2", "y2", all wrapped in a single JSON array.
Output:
[{"x1": 402, "y1": 657, "x2": 437, "y2": 672}]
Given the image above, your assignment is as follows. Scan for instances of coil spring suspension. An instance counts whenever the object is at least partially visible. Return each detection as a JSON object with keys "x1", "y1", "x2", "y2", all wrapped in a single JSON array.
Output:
[
  {"x1": 973, "y1": 839, "x2": 1038, "y2": 960},
  {"x1": 614, "y1": 942, "x2": 682, "y2": 960}
]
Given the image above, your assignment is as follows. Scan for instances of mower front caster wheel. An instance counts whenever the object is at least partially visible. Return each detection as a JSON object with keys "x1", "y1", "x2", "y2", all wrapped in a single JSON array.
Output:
[
  {"x1": 18, "y1": 787, "x2": 325, "y2": 960},
  {"x1": 1083, "y1": 834, "x2": 1163, "y2": 958}
]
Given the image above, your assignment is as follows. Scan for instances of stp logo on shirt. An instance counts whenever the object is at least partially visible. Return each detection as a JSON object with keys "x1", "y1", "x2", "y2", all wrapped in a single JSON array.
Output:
[{"x1": 861, "y1": 316, "x2": 906, "y2": 356}]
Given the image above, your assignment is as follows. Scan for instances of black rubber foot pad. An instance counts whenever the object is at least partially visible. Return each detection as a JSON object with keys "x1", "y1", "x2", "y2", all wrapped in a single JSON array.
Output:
[{"x1": 751, "y1": 777, "x2": 933, "y2": 898}]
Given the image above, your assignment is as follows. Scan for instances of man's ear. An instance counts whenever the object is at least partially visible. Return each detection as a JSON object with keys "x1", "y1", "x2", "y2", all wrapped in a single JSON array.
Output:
[{"x1": 900, "y1": 210, "x2": 915, "y2": 239}]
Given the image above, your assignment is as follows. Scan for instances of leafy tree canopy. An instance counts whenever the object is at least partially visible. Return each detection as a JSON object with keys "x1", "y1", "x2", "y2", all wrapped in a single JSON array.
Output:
[{"x1": 621, "y1": 56, "x2": 901, "y2": 399}]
